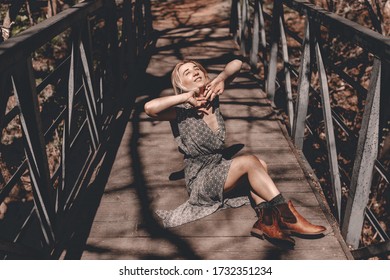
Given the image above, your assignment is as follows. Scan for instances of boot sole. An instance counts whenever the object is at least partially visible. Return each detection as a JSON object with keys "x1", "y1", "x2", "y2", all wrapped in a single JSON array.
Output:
[
  {"x1": 281, "y1": 229, "x2": 327, "y2": 236},
  {"x1": 251, "y1": 228, "x2": 295, "y2": 246},
  {"x1": 250, "y1": 228, "x2": 265, "y2": 239}
]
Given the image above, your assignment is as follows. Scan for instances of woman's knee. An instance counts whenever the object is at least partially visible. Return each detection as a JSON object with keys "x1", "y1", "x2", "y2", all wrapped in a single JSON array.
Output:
[
  {"x1": 242, "y1": 155, "x2": 268, "y2": 172},
  {"x1": 258, "y1": 158, "x2": 268, "y2": 172},
  {"x1": 239, "y1": 155, "x2": 261, "y2": 171}
]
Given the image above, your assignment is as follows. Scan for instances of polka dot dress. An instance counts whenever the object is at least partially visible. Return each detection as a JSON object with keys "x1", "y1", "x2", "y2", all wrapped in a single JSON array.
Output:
[{"x1": 156, "y1": 98, "x2": 250, "y2": 228}]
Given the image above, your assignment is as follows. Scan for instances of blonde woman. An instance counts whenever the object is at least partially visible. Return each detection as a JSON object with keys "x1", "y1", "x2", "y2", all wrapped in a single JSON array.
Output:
[{"x1": 144, "y1": 59, "x2": 326, "y2": 246}]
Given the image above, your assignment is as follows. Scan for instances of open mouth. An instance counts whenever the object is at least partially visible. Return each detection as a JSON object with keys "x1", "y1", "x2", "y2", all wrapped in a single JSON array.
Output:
[{"x1": 194, "y1": 77, "x2": 202, "y2": 82}]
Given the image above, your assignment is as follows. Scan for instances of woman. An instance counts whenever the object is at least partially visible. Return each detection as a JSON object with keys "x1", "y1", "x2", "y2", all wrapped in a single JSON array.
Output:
[{"x1": 144, "y1": 59, "x2": 326, "y2": 246}]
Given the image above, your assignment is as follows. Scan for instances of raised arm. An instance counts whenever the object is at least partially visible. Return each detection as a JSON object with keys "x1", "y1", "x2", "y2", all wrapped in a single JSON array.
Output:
[
  {"x1": 144, "y1": 90, "x2": 206, "y2": 121},
  {"x1": 204, "y1": 59, "x2": 242, "y2": 100}
]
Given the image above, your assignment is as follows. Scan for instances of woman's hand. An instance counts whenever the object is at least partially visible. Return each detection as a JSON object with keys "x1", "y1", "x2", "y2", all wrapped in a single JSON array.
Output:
[
  {"x1": 204, "y1": 78, "x2": 224, "y2": 101},
  {"x1": 185, "y1": 90, "x2": 209, "y2": 114}
]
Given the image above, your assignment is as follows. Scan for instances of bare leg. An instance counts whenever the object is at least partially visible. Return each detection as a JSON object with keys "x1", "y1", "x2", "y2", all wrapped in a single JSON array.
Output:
[{"x1": 224, "y1": 155, "x2": 280, "y2": 204}]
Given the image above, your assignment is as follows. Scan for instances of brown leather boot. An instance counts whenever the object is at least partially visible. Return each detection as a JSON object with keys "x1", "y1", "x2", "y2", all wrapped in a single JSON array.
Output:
[
  {"x1": 251, "y1": 207, "x2": 295, "y2": 246},
  {"x1": 275, "y1": 201, "x2": 327, "y2": 236}
]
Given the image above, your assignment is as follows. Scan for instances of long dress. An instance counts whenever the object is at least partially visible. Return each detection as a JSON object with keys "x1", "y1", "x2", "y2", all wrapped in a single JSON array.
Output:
[{"x1": 156, "y1": 97, "x2": 250, "y2": 228}]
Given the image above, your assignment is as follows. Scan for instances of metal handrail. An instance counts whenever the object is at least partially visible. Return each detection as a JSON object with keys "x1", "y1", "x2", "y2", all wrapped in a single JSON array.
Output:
[{"x1": 231, "y1": 0, "x2": 390, "y2": 258}]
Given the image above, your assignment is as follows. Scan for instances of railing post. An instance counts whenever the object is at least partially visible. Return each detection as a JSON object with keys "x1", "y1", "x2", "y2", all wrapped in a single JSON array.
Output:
[
  {"x1": 292, "y1": 17, "x2": 310, "y2": 149},
  {"x1": 135, "y1": 0, "x2": 145, "y2": 57},
  {"x1": 342, "y1": 58, "x2": 381, "y2": 249},
  {"x1": 81, "y1": 18, "x2": 100, "y2": 120},
  {"x1": 279, "y1": 13, "x2": 294, "y2": 131},
  {"x1": 80, "y1": 23, "x2": 100, "y2": 151},
  {"x1": 314, "y1": 27, "x2": 342, "y2": 221},
  {"x1": 61, "y1": 26, "x2": 82, "y2": 214},
  {"x1": 249, "y1": 0, "x2": 267, "y2": 79},
  {"x1": 249, "y1": 0, "x2": 260, "y2": 70},
  {"x1": 240, "y1": 0, "x2": 249, "y2": 55},
  {"x1": 0, "y1": 75, "x2": 8, "y2": 130},
  {"x1": 104, "y1": 0, "x2": 120, "y2": 100},
  {"x1": 12, "y1": 57, "x2": 55, "y2": 250},
  {"x1": 266, "y1": 0, "x2": 282, "y2": 103},
  {"x1": 123, "y1": 0, "x2": 136, "y2": 77},
  {"x1": 144, "y1": 0, "x2": 153, "y2": 43},
  {"x1": 230, "y1": 0, "x2": 239, "y2": 42}
]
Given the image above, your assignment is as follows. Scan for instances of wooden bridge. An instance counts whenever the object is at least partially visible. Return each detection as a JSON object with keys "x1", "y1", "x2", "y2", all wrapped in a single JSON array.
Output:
[{"x1": 0, "y1": 0, "x2": 389, "y2": 260}]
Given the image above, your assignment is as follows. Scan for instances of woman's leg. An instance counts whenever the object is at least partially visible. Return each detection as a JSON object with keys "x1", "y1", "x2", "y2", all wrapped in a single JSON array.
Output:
[
  {"x1": 224, "y1": 155, "x2": 296, "y2": 244},
  {"x1": 224, "y1": 155, "x2": 279, "y2": 203}
]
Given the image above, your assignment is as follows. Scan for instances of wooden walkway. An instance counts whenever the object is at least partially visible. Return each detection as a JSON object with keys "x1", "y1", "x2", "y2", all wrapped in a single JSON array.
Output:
[{"x1": 80, "y1": 0, "x2": 351, "y2": 260}]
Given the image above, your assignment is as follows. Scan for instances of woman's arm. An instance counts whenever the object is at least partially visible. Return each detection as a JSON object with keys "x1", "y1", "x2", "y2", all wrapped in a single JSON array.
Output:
[
  {"x1": 204, "y1": 59, "x2": 242, "y2": 101},
  {"x1": 144, "y1": 90, "x2": 206, "y2": 120}
]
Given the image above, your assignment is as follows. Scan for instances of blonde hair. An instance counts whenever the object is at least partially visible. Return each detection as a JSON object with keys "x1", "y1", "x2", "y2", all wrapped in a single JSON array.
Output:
[{"x1": 171, "y1": 60, "x2": 209, "y2": 95}]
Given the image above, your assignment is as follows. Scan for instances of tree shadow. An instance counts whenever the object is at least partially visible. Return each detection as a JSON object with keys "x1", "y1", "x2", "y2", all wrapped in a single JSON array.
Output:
[{"x1": 65, "y1": 0, "x2": 285, "y2": 260}]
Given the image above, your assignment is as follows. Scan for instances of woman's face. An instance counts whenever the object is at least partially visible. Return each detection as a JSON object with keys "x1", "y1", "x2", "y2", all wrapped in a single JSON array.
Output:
[{"x1": 178, "y1": 62, "x2": 206, "y2": 90}]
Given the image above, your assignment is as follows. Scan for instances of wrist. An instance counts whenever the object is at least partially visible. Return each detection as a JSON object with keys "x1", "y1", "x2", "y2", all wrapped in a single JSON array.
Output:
[
  {"x1": 214, "y1": 75, "x2": 226, "y2": 84},
  {"x1": 183, "y1": 91, "x2": 193, "y2": 103}
]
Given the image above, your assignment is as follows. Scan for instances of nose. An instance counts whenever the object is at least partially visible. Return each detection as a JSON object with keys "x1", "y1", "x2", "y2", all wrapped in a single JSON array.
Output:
[{"x1": 193, "y1": 71, "x2": 199, "y2": 77}]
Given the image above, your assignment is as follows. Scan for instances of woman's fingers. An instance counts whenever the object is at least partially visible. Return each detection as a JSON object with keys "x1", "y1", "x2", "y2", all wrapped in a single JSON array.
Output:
[
  {"x1": 197, "y1": 106, "x2": 209, "y2": 115},
  {"x1": 205, "y1": 88, "x2": 214, "y2": 100}
]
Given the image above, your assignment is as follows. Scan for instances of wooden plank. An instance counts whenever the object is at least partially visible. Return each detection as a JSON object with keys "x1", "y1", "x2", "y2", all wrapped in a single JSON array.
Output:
[
  {"x1": 82, "y1": 249, "x2": 347, "y2": 260},
  {"x1": 88, "y1": 214, "x2": 330, "y2": 239},
  {"x1": 94, "y1": 199, "x2": 327, "y2": 223},
  {"x1": 150, "y1": 191, "x2": 323, "y2": 210},
  {"x1": 83, "y1": 235, "x2": 346, "y2": 260}
]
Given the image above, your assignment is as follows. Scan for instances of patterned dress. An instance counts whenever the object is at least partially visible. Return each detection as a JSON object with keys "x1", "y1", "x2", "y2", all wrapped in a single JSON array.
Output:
[{"x1": 156, "y1": 98, "x2": 250, "y2": 228}]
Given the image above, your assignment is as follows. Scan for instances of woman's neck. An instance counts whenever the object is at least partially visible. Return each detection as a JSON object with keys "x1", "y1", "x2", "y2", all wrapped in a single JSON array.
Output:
[{"x1": 197, "y1": 86, "x2": 205, "y2": 97}]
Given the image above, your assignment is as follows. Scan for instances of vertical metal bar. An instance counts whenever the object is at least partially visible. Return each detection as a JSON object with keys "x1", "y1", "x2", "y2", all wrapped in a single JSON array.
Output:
[
  {"x1": 240, "y1": 0, "x2": 248, "y2": 55},
  {"x1": 258, "y1": 0, "x2": 267, "y2": 90},
  {"x1": 80, "y1": 19, "x2": 99, "y2": 118},
  {"x1": 84, "y1": 101, "x2": 98, "y2": 150},
  {"x1": 11, "y1": 57, "x2": 55, "y2": 249},
  {"x1": 279, "y1": 15, "x2": 294, "y2": 131},
  {"x1": 135, "y1": 0, "x2": 145, "y2": 56},
  {"x1": 104, "y1": 0, "x2": 120, "y2": 100},
  {"x1": 315, "y1": 39, "x2": 342, "y2": 221},
  {"x1": 292, "y1": 17, "x2": 311, "y2": 149},
  {"x1": 124, "y1": 0, "x2": 136, "y2": 76},
  {"x1": 236, "y1": 0, "x2": 242, "y2": 44},
  {"x1": 342, "y1": 59, "x2": 381, "y2": 249},
  {"x1": 0, "y1": 74, "x2": 8, "y2": 130},
  {"x1": 230, "y1": 0, "x2": 239, "y2": 42},
  {"x1": 80, "y1": 41, "x2": 100, "y2": 148},
  {"x1": 266, "y1": 0, "x2": 282, "y2": 103},
  {"x1": 143, "y1": 0, "x2": 153, "y2": 43},
  {"x1": 80, "y1": 53, "x2": 97, "y2": 121},
  {"x1": 249, "y1": 0, "x2": 260, "y2": 70},
  {"x1": 61, "y1": 27, "x2": 81, "y2": 214}
]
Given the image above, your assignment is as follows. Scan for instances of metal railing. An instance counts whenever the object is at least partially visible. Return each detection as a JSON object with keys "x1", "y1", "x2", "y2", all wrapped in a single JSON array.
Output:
[
  {"x1": 0, "y1": 0, "x2": 153, "y2": 259},
  {"x1": 231, "y1": 0, "x2": 390, "y2": 258}
]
